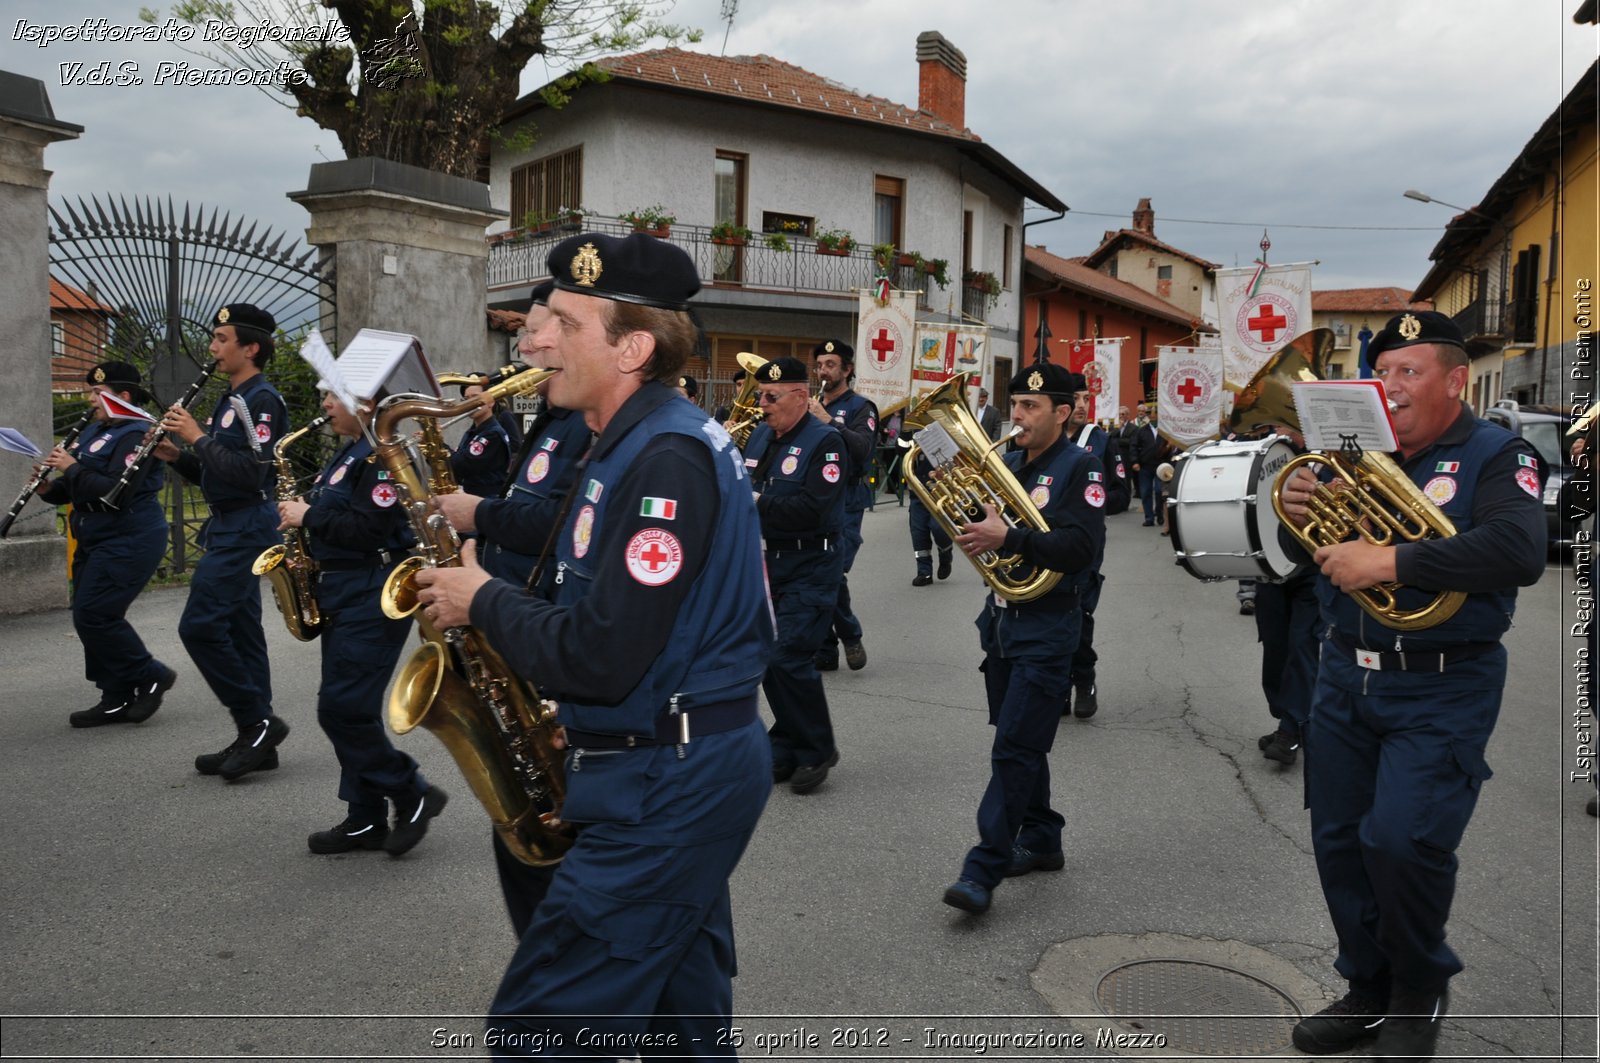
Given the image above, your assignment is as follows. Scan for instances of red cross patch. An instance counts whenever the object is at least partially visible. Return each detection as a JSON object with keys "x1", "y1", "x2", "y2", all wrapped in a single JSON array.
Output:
[
  {"x1": 469, "y1": 438, "x2": 486, "y2": 457},
  {"x1": 255, "y1": 423, "x2": 271, "y2": 444},
  {"x1": 626, "y1": 528, "x2": 683, "y2": 586},
  {"x1": 822, "y1": 462, "x2": 841, "y2": 483},
  {"x1": 124, "y1": 451, "x2": 137, "y2": 467},
  {"x1": 371, "y1": 482, "x2": 398, "y2": 508},
  {"x1": 1084, "y1": 483, "x2": 1106, "y2": 508},
  {"x1": 1514, "y1": 467, "x2": 1540, "y2": 498}
]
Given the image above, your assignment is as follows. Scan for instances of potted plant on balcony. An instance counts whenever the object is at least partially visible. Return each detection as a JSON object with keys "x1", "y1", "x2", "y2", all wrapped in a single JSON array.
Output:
[
  {"x1": 921, "y1": 257, "x2": 951, "y2": 288},
  {"x1": 710, "y1": 221, "x2": 752, "y2": 246},
  {"x1": 764, "y1": 232, "x2": 792, "y2": 252},
  {"x1": 896, "y1": 249, "x2": 924, "y2": 270},
  {"x1": 524, "y1": 206, "x2": 589, "y2": 234},
  {"x1": 620, "y1": 205, "x2": 676, "y2": 238},
  {"x1": 964, "y1": 268, "x2": 1001, "y2": 300},
  {"x1": 814, "y1": 226, "x2": 855, "y2": 256},
  {"x1": 873, "y1": 242, "x2": 896, "y2": 271}
]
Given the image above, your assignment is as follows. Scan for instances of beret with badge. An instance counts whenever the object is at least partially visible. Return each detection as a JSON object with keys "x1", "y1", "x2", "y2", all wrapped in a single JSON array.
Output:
[
  {"x1": 758, "y1": 356, "x2": 811, "y2": 385},
  {"x1": 812, "y1": 339, "x2": 854, "y2": 362},
  {"x1": 1008, "y1": 361, "x2": 1077, "y2": 398},
  {"x1": 213, "y1": 303, "x2": 276, "y2": 337},
  {"x1": 86, "y1": 361, "x2": 151, "y2": 404},
  {"x1": 546, "y1": 232, "x2": 700, "y2": 311},
  {"x1": 1367, "y1": 310, "x2": 1466, "y2": 360}
]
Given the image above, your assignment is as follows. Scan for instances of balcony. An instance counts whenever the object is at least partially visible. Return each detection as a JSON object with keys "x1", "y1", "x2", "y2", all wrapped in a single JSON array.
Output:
[
  {"x1": 1448, "y1": 298, "x2": 1504, "y2": 345},
  {"x1": 486, "y1": 218, "x2": 963, "y2": 318}
]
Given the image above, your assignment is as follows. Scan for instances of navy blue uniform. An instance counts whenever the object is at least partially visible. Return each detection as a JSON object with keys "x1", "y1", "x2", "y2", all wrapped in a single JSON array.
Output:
[
  {"x1": 816, "y1": 388, "x2": 876, "y2": 653},
  {"x1": 171, "y1": 374, "x2": 286, "y2": 730},
  {"x1": 747, "y1": 415, "x2": 847, "y2": 772},
  {"x1": 469, "y1": 383, "x2": 772, "y2": 1055},
  {"x1": 39, "y1": 418, "x2": 170, "y2": 707},
  {"x1": 450, "y1": 417, "x2": 512, "y2": 498},
  {"x1": 477, "y1": 405, "x2": 592, "y2": 594},
  {"x1": 907, "y1": 450, "x2": 952, "y2": 579},
  {"x1": 1302, "y1": 405, "x2": 1544, "y2": 1001},
  {"x1": 302, "y1": 437, "x2": 427, "y2": 824},
  {"x1": 1066, "y1": 423, "x2": 1128, "y2": 690},
  {"x1": 1254, "y1": 565, "x2": 1319, "y2": 743},
  {"x1": 964, "y1": 434, "x2": 1105, "y2": 889}
]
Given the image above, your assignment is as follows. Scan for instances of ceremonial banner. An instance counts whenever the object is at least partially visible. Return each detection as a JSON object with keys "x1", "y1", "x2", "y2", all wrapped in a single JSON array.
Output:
[
  {"x1": 1063, "y1": 338, "x2": 1122, "y2": 423},
  {"x1": 1215, "y1": 262, "x2": 1313, "y2": 388},
  {"x1": 1157, "y1": 343, "x2": 1225, "y2": 445},
  {"x1": 855, "y1": 289, "x2": 917, "y2": 411},
  {"x1": 912, "y1": 325, "x2": 990, "y2": 409}
]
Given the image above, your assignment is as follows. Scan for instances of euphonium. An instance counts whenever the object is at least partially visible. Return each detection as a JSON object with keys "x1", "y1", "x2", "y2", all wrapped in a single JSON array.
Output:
[
  {"x1": 1229, "y1": 328, "x2": 1466, "y2": 631},
  {"x1": 252, "y1": 414, "x2": 332, "y2": 641},
  {"x1": 374, "y1": 369, "x2": 574, "y2": 866},
  {"x1": 724, "y1": 351, "x2": 769, "y2": 448},
  {"x1": 902, "y1": 372, "x2": 1064, "y2": 603}
]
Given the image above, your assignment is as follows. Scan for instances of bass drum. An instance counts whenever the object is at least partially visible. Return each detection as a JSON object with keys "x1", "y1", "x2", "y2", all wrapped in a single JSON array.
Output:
[{"x1": 1167, "y1": 436, "x2": 1304, "y2": 582}]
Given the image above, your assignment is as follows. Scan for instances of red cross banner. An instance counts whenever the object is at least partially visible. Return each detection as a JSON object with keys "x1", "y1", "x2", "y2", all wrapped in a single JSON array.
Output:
[
  {"x1": 1156, "y1": 342, "x2": 1225, "y2": 445},
  {"x1": 855, "y1": 289, "x2": 917, "y2": 412},
  {"x1": 1215, "y1": 262, "x2": 1313, "y2": 388},
  {"x1": 1064, "y1": 338, "x2": 1121, "y2": 423}
]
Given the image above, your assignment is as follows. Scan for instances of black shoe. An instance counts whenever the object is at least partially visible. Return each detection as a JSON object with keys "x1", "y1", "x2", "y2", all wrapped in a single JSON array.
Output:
[
  {"x1": 308, "y1": 816, "x2": 389, "y2": 854},
  {"x1": 196, "y1": 743, "x2": 280, "y2": 776},
  {"x1": 1061, "y1": 687, "x2": 1073, "y2": 718},
  {"x1": 942, "y1": 878, "x2": 992, "y2": 914},
  {"x1": 790, "y1": 750, "x2": 839, "y2": 795},
  {"x1": 815, "y1": 649, "x2": 839, "y2": 672},
  {"x1": 912, "y1": 572, "x2": 933, "y2": 587},
  {"x1": 70, "y1": 693, "x2": 134, "y2": 728},
  {"x1": 1004, "y1": 844, "x2": 1065, "y2": 877},
  {"x1": 1072, "y1": 681, "x2": 1098, "y2": 719},
  {"x1": 772, "y1": 760, "x2": 796, "y2": 784},
  {"x1": 120, "y1": 665, "x2": 177, "y2": 724},
  {"x1": 219, "y1": 716, "x2": 290, "y2": 782},
  {"x1": 1239, "y1": 599, "x2": 1256, "y2": 616},
  {"x1": 1262, "y1": 730, "x2": 1300, "y2": 766},
  {"x1": 844, "y1": 641, "x2": 867, "y2": 671},
  {"x1": 1374, "y1": 989, "x2": 1447, "y2": 1062},
  {"x1": 1291, "y1": 989, "x2": 1388, "y2": 1054},
  {"x1": 1141, "y1": 519, "x2": 1155, "y2": 527},
  {"x1": 385, "y1": 786, "x2": 448, "y2": 856},
  {"x1": 937, "y1": 551, "x2": 953, "y2": 579}
]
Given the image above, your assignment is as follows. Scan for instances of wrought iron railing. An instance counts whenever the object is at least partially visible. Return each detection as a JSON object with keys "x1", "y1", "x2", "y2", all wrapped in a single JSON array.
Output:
[{"x1": 1448, "y1": 298, "x2": 1504, "y2": 342}]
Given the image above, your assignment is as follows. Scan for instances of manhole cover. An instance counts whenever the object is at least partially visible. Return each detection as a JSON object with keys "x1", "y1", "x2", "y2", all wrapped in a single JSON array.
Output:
[{"x1": 1095, "y1": 959, "x2": 1302, "y2": 1056}]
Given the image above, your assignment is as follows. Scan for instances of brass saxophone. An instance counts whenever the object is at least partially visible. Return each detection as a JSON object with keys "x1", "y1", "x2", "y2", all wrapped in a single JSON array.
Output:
[
  {"x1": 374, "y1": 369, "x2": 574, "y2": 866},
  {"x1": 252, "y1": 414, "x2": 332, "y2": 641}
]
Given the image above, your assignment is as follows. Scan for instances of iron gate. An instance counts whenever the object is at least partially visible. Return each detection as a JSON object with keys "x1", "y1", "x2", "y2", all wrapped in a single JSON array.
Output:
[{"x1": 47, "y1": 195, "x2": 336, "y2": 575}]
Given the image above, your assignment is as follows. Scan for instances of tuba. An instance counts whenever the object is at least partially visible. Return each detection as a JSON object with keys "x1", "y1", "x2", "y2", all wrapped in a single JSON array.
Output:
[
  {"x1": 1230, "y1": 329, "x2": 1466, "y2": 631},
  {"x1": 373, "y1": 369, "x2": 575, "y2": 866},
  {"x1": 902, "y1": 372, "x2": 1063, "y2": 603},
  {"x1": 724, "y1": 351, "x2": 770, "y2": 448},
  {"x1": 252, "y1": 414, "x2": 332, "y2": 641}
]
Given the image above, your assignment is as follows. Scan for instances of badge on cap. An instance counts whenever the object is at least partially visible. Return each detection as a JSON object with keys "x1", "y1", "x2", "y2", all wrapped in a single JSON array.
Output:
[
  {"x1": 763, "y1": 363, "x2": 782, "y2": 382},
  {"x1": 217, "y1": 307, "x2": 231, "y2": 323},
  {"x1": 823, "y1": 341, "x2": 835, "y2": 353},
  {"x1": 570, "y1": 242, "x2": 603, "y2": 288},
  {"x1": 1028, "y1": 370, "x2": 1044, "y2": 391},
  {"x1": 1398, "y1": 313, "x2": 1422, "y2": 342},
  {"x1": 92, "y1": 367, "x2": 106, "y2": 383}
]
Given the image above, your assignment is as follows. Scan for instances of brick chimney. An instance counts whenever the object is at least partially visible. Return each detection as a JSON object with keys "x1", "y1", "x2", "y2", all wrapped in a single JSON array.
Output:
[
  {"x1": 916, "y1": 31, "x2": 966, "y2": 130},
  {"x1": 1132, "y1": 197, "x2": 1155, "y2": 235}
]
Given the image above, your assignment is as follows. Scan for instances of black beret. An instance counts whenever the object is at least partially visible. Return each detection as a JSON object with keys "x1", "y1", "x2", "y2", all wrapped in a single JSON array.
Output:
[
  {"x1": 213, "y1": 303, "x2": 275, "y2": 336},
  {"x1": 757, "y1": 356, "x2": 811, "y2": 385},
  {"x1": 87, "y1": 361, "x2": 147, "y2": 401},
  {"x1": 529, "y1": 280, "x2": 555, "y2": 307},
  {"x1": 1063, "y1": 371, "x2": 1088, "y2": 394},
  {"x1": 1367, "y1": 310, "x2": 1465, "y2": 360},
  {"x1": 1009, "y1": 361, "x2": 1076, "y2": 397},
  {"x1": 677, "y1": 375, "x2": 699, "y2": 398},
  {"x1": 547, "y1": 232, "x2": 700, "y2": 311},
  {"x1": 812, "y1": 339, "x2": 854, "y2": 361}
]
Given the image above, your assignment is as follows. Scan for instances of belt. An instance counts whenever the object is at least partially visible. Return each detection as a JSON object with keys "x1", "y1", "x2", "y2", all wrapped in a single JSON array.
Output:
[
  {"x1": 564, "y1": 694, "x2": 758, "y2": 749},
  {"x1": 318, "y1": 548, "x2": 403, "y2": 572},
  {"x1": 1329, "y1": 632, "x2": 1498, "y2": 673},
  {"x1": 765, "y1": 536, "x2": 831, "y2": 553},
  {"x1": 211, "y1": 497, "x2": 269, "y2": 514}
]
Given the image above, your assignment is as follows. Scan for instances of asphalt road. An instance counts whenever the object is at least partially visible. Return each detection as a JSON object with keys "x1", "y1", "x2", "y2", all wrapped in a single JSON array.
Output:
[{"x1": 1, "y1": 497, "x2": 1594, "y2": 1061}]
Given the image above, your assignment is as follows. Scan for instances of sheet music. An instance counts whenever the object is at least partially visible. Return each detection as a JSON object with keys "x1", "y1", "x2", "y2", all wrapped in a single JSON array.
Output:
[
  {"x1": 1291, "y1": 380, "x2": 1398, "y2": 452},
  {"x1": 916, "y1": 422, "x2": 961, "y2": 468},
  {"x1": 0, "y1": 428, "x2": 42, "y2": 458},
  {"x1": 337, "y1": 329, "x2": 439, "y2": 400}
]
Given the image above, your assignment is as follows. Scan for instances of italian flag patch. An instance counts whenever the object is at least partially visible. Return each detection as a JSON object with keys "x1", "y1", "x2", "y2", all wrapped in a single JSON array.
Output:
[
  {"x1": 640, "y1": 497, "x2": 677, "y2": 520},
  {"x1": 1518, "y1": 453, "x2": 1538, "y2": 468},
  {"x1": 1435, "y1": 461, "x2": 1460, "y2": 473}
]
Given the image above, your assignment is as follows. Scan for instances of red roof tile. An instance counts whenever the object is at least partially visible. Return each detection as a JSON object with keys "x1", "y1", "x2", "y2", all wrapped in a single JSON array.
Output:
[
  {"x1": 1311, "y1": 287, "x2": 1430, "y2": 313},
  {"x1": 50, "y1": 278, "x2": 116, "y2": 314},
  {"x1": 1082, "y1": 229, "x2": 1220, "y2": 273},
  {"x1": 1025, "y1": 246, "x2": 1208, "y2": 330}
]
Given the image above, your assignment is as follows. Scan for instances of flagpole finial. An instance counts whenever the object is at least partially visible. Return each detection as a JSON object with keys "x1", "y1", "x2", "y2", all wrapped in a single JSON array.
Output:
[{"x1": 1259, "y1": 230, "x2": 1271, "y2": 261}]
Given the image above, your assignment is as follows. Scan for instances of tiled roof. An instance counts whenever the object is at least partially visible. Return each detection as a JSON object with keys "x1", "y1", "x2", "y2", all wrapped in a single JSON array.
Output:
[
  {"x1": 1081, "y1": 228, "x2": 1221, "y2": 273},
  {"x1": 1311, "y1": 288, "x2": 1429, "y2": 313},
  {"x1": 595, "y1": 48, "x2": 979, "y2": 140},
  {"x1": 50, "y1": 278, "x2": 116, "y2": 314},
  {"x1": 1025, "y1": 245, "x2": 1206, "y2": 330}
]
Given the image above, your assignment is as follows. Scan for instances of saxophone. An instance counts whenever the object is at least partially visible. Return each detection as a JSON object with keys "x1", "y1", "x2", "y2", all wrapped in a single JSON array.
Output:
[
  {"x1": 251, "y1": 415, "x2": 333, "y2": 641},
  {"x1": 374, "y1": 370, "x2": 574, "y2": 867}
]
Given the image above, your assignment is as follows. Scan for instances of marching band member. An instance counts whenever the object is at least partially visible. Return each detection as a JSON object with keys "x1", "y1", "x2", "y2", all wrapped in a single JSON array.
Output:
[
  {"x1": 450, "y1": 379, "x2": 513, "y2": 498},
  {"x1": 155, "y1": 304, "x2": 289, "y2": 782},
  {"x1": 39, "y1": 362, "x2": 175, "y2": 728},
  {"x1": 809, "y1": 340, "x2": 877, "y2": 672},
  {"x1": 277, "y1": 388, "x2": 446, "y2": 857},
  {"x1": 942, "y1": 362, "x2": 1106, "y2": 916},
  {"x1": 412, "y1": 233, "x2": 773, "y2": 1054}
]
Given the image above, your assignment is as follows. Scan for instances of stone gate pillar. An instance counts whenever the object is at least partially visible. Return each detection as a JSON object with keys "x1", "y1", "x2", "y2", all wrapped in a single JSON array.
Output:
[{"x1": 0, "y1": 72, "x2": 82, "y2": 615}]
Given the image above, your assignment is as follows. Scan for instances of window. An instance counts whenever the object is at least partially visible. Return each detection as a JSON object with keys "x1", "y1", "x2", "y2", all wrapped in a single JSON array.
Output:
[
  {"x1": 51, "y1": 321, "x2": 65, "y2": 358},
  {"x1": 961, "y1": 210, "x2": 973, "y2": 273},
  {"x1": 1510, "y1": 245, "x2": 1541, "y2": 343},
  {"x1": 1156, "y1": 265, "x2": 1173, "y2": 280},
  {"x1": 874, "y1": 175, "x2": 904, "y2": 249},
  {"x1": 1330, "y1": 318, "x2": 1351, "y2": 349},
  {"x1": 509, "y1": 146, "x2": 583, "y2": 226},
  {"x1": 761, "y1": 211, "x2": 812, "y2": 237},
  {"x1": 715, "y1": 152, "x2": 747, "y2": 283},
  {"x1": 1002, "y1": 225, "x2": 1014, "y2": 289},
  {"x1": 1107, "y1": 259, "x2": 1118, "y2": 279}
]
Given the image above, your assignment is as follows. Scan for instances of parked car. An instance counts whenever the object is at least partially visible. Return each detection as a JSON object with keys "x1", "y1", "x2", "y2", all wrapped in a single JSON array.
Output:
[{"x1": 1483, "y1": 400, "x2": 1588, "y2": 549}]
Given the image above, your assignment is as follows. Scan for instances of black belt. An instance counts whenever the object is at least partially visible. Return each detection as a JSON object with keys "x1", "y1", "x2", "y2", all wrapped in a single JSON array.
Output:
[
  {"x1": 564, "y1": 695, "x2": 758, "y2": 749},
  {"x1": 1329, "y1": 632, "x2": 1498, "y2": 673},
  {"x1": 211, "y1": 497, "x2": 269, "y2": 514},
  {"x1": 318, "y1": 549, "x2": 402, "y2": 572},
  {"x1": 765, "y1": 536, "x2": 831, "y2": 553},
  {"x1": 73, "y1": 500, "x2": 120, "y2": 514}
]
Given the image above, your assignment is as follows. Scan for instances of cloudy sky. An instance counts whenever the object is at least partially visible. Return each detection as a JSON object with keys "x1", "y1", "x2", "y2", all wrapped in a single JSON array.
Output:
[{"x1": 7, "y1": 0, "x2": 1595, "y2": 291}]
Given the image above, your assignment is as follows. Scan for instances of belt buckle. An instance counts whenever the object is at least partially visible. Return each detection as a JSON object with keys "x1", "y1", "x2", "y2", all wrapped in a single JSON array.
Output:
[{"x1": 1354, "y1": 649, "x2": 1383, "y2": 671}]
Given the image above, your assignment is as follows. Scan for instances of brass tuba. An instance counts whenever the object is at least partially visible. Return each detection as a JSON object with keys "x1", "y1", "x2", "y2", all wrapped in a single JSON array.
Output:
[
  {"x1": 724, "y1": 351, "x2": 770, "y2": 448},
  {"x1": 902, "y1": 372, "x2": 1064, "y2": 603},
  {"x1": 1230, "y1": 329, "x2": 1466, "y2": 631},
  {"x1": 252, "y1": 414, "x2": 332, "y2": 641},
  {"x1": 374, "y1": 369, "x2": 575, "y2": 866}
]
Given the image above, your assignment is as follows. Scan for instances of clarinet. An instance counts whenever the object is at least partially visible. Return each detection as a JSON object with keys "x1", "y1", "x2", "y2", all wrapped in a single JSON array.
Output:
[
  {"x1": 100, "y1": 359, "x2": 218, "y2": 509},
  {"x1": 0, "y1": 408, "x2": 96, "y2": 539}
]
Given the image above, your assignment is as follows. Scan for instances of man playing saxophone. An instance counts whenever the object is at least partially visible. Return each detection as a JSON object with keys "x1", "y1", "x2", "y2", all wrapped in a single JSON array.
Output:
[
  {"x1": 942, "y1": 362, "x2": 1105, "y2": 916},
  {"x1": 1277, "y1": 312, "x2": 1545, "y2": 1063},
  {"x1": 277, "y1": 386, "x2": 447, "y2": 856},
  {"x1": 413, "y1": 233, "x2": 773, "y2": 1054}
]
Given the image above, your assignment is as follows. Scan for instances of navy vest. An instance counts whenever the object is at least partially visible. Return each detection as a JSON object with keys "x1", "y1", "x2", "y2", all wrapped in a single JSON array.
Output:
[
  {"x1": 199, "y1": 374, "x2": 286, "y2": 507},
  {"x1": 747, "y1": 416, "x2": 846, "y2": 539},
  {"x1": 73, "y1": 419, "x2": 165, "y2": 541},
  {"x1": 306, "y1": 437, "x2": 413, "y2": 563},
  {"x1": 482, "y1": 408, "x2": 591, "y2": 590},
  {"x1": 822, "y1": 387, "x2": 875, "y2": 509}
]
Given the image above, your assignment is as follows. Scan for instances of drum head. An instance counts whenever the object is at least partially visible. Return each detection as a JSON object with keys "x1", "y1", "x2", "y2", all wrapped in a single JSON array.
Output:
[{"x1": 1169, "y1": 438, "x2": 1304, "y2": 582}]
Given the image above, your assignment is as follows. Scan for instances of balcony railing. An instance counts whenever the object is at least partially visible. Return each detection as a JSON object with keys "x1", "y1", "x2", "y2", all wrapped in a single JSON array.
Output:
[
  {"x1": 1448, "y1": 298, "x2": 1503, "y2": 343},
  {"x1": 486, "y1": 218, "x2": 962, "y2": 318}
]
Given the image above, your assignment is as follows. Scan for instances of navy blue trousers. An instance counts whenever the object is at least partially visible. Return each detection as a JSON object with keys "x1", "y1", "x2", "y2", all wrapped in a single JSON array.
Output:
[
  {"x1": 1254, "y1": 577, "x2": 1319, "y2": 736},
  {"x1": 765, "y1": 553, "x2": 841, "y2": 770},
  {"x1": 72, "y1": 521, "x2": 168, "y2": 699},
  {"x1": 908, "y1": 495, "x2": 950, "y2": 576},
  {"x1": 822, "y1": 506, "x2": 865, "y2": 648},
  {"x1": 1068, "y1": 570, "x2": 1104, "y2": 685},
  {"x1": 179, "y1": 540, "x2": 274, "y2": 728},
  {"x1": 1308, "y1": 663, "x2": 1500, "y2": 997}
]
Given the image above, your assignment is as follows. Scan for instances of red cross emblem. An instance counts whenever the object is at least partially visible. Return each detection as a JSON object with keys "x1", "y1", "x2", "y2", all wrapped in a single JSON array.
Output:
[
  {"x1": 860, "y1": 317, "x2": 905, "y2": 372},
  {"x1": 1177, "y1": 377, "x2": 1203, "y2": 405},
  {"x1": 626, "y1": 528, "x2": 683, "y2": 586},
  {"x1": 371, "y1": 483, "x2": 397, "y2": 508},
  {"x1": 1247, "y1": 303, "x2": 1288, "y2": 342},
  {"x1": 870, "y1": 328, "x2": 896, "y2": 363}
]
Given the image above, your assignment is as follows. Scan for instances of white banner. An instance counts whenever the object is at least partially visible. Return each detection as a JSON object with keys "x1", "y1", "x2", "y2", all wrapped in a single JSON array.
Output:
[
  {"x1": 1215, "y1": 262, "x2": 1313, "y2": 388},
  {"x1": 854, "y1": 289, "x2": 917, "y2": 411},
  {"x1": 1062, "y1": 338, "x2": 1121, "y2": 423},
  {"x1": 1157, "y1": 344, "x2": 1226, "y2": 445}
]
